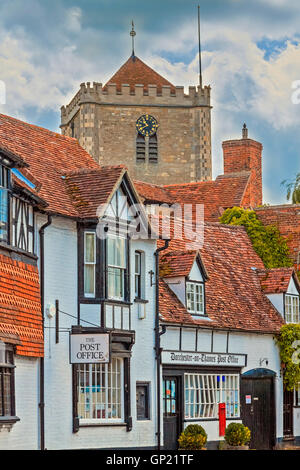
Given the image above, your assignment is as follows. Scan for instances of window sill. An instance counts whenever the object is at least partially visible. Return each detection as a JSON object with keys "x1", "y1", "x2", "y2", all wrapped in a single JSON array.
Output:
[
  {"x1": 184, "y1": 417, "x2": 241, "y2": 423},
  {"x1": 0, "y1": 416, "x2": 20, "y2": 427},
  {"x1": 134, "y1": 298, "x2": 149, "y2": 304},
  {"x1": 79, "y1": 421, "x2": 127, "y2": 428}
]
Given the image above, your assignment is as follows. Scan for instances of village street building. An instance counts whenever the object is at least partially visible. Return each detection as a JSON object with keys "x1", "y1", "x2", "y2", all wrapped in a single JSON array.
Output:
[{"x1": 0, "y1": 115, "x2": 298, "y2": 449}]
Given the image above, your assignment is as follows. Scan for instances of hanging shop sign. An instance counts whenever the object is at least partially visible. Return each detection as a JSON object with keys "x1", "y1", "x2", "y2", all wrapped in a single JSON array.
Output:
[
  {"x1": 161, "y1": 350, "x2": 247, "y2": 367},
  {"x1": 70, "y1": 333, "x2": 110, "y2": 364}
]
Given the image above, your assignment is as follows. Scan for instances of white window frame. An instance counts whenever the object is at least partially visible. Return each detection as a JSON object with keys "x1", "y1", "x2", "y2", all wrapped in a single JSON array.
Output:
[
  {"x1": 285, "y1": 294, "x2": 300, "y2": 323},
  {"x1": 77, "y1": 358, "x2": 124, "y2": 425},
  {"x1": 186, "y1": 281, "x2": 205, "y2": 315},
  {"x1": 84, "y1": 231, "x2": 96, "y2": 298},
  {"x1": 107, "y1": 235, "x2": 127, "y2": 301},
  {"x1": 184, "y1": 373, "x2": 240, "y2": 419}
]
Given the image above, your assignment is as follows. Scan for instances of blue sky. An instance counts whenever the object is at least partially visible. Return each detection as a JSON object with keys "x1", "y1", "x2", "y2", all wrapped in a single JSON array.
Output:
[{"x1": 0, "y1": 0, "x2": 300, "y2": 204}]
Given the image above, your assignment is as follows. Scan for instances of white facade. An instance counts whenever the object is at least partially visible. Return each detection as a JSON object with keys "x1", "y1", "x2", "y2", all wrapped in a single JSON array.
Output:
[{"x1": 38, "y1": 214, "x2": 158, "y2": 450}]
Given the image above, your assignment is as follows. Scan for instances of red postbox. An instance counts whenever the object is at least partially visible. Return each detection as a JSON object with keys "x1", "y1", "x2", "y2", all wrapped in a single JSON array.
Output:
[{"x1": 218, "y1": 403, "x2": 226, "y2": 436}]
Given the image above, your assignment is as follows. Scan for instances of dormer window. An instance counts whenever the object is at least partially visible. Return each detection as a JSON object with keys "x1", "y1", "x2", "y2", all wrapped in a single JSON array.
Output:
[
  {"x1": 186, "y1": 282, "x2": 205, "y2": 316},
  {"x1": 285, "y1": 294, "x2": 300, "y2": 323},
  {"x1": 0, "y1": 164, "x2": 10, "y2": 244}
]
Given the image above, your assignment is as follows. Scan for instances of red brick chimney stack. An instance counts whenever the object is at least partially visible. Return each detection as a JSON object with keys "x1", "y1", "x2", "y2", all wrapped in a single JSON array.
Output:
[{"x1": 222, "y1": 124, "x2": 263, "y2": 207}]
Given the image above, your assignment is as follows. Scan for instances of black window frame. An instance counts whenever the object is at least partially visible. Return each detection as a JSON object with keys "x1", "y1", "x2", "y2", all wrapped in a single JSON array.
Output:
[
  {"x1": 136, "y1": 381, "x2": 150, "y2": 421},
  {"x1": 0, "y1": 344, "x2": 18, "y2": 423}
]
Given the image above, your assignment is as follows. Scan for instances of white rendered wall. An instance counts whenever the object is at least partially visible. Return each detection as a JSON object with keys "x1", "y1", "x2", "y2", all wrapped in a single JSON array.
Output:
[
  {"x1": 38, "y1": 215, "x2": 158, "y2": 449},
  {"x1": 0, "y1": 356, "x2": 39, "y2": 450}
]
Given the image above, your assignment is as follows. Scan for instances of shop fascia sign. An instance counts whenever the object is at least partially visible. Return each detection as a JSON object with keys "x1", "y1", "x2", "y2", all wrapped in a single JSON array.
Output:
[
  {"x1": 70, "y1": 333, "x2": 110, "y2": 364},
  {"x1": 161, "y1": 350, "x2": 247, "y2": 367}
]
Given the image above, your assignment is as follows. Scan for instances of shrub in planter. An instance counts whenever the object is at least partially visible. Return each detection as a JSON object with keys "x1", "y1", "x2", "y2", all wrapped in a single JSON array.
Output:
[
  {"x1": 224, "y1": 423, "x2": 251, "y2": 449},
  {"x1": 178, "y1": 424, "x2": 207, "y2": 450}
]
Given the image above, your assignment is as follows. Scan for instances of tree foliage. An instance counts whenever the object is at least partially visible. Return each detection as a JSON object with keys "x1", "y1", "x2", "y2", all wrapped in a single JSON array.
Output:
[
  {"x1": 282, "y1": 173, "x2": 300, "y2": 204},
  {"x1": 220, "y1": 207, "x2": 293, "y2": 269},
  {"x1": 276, "y1": 324, "x2": 300, "y2": 391}
]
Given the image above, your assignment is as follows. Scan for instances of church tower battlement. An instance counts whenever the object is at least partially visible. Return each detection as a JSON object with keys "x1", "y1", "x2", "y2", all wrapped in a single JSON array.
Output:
[{"x1": 60, "y1": 31, "x2": 212, "y2": 184}]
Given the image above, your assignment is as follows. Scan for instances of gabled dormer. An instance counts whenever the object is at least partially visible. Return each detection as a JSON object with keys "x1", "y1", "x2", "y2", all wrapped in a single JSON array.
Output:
[
  {"x1": 160, "y1": 250, "x2": 209, "y2": 318},
  {"x1": 258, "y1": 268, "x2": 300, "y2": 323}
]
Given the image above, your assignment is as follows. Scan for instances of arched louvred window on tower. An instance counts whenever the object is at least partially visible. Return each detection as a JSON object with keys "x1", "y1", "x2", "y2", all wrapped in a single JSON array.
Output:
[
  {"x1": 148, "y1": 134, "x2": 158, "y2": 163},
  {"x1": 136, "y1": 133, "x2": 146, "y2": 163}
]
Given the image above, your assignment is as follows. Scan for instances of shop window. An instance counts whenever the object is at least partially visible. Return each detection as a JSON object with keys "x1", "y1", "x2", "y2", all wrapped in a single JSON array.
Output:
[
  {"x1": 84, "y1": 231, "x2": 96, "y2": 298},
  {"x1": 136, "y1": 382, "x2": 150, "y2": 420},
  {"x1": 184, "y1": 373, "x2": 240, "y2": 419},
  {"x1": 0, "y1": 344, "x2": 16, "y2": 419},
  {"x1": 186, "y1": 282, "x2": 205, "y2": 315},
  {"x1": 77, "y1": 358, "x2": 123, "y2": 423},
  {"x1": 285, "y1": 294, "x2": 300, "y2": 323}
]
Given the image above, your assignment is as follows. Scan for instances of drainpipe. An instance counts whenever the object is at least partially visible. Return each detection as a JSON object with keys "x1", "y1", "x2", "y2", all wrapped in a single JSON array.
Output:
[
  {"x1": 39, "y1": 214, "x2": 52, "y2": 450},
  {"x1": 154, "y1": 239, "x2": 169, "y2": 450}
]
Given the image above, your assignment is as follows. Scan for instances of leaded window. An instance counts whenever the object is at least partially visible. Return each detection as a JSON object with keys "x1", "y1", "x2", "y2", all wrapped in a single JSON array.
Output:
[
  {"x1": 84, "y1": 231, "x2": 96, "y2": 298},
  {"x1": 77, "y1": 358, "x2": 123, "y2": 422},
  {"x1": 107, "y1": 236, "x2": 127, "y2": 300},
  {"x1": 186, "y1": 282, "x2": 205, "y2": 315},
  {"x1": 184, "y1": 373, "x2": 240, "y2": 419},
  {"x1": 0, "y1": 165, "x2": 10, "y2": 244},
  {"x1": 0, "y1": 344, "x2": 15, "y2": 418},
  {"x1": 285, "y1": 294, "x2": 300, "y2": 323}
]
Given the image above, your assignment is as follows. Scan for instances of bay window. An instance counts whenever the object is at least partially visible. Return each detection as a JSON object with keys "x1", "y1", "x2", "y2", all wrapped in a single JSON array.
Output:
[
  {"x1": 0, "y1": 344, "x2": 16, "y2": 419},
  {"x1": 184, "y1": 373, "x2": 240, "y2": 419},
  {"x1": 77, "y1": 358, "x2": 123, "y2": 423},
  {"x1": 107, "y1": 236, "x2": 127, "y2": 300},
  {"x1": 186, "y1": 282, "x2": 205, "y2": 315},
  {"x1": 84, "y1": 232, "x2": 96, "y2": 297},
  {"x1": 285, "y1": 294, "x2": 300, "y2": 323}
]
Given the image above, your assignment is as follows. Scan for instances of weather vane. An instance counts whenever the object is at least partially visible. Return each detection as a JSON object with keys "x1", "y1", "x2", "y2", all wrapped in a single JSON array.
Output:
[{"x1": 130, "y1": 20, "x2": 136, "y2": 56}]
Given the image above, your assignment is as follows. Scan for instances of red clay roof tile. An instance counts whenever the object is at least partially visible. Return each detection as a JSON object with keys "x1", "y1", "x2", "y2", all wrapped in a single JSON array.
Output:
[{"x1": 257, "y1": 268, "x2": 297, "y2": 294}]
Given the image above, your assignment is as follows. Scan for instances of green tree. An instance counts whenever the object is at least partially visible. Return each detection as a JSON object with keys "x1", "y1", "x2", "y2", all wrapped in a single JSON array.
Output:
[
  {"x1": 220, "y1": 207, "x2": 293, "y2": 269},
  {"x1": 282, "y1": 173, "x2": 300, "y2": 204}
]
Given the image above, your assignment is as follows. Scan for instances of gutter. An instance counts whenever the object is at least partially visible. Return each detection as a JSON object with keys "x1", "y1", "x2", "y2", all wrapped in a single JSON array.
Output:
[
  {"x1": 39, "y1": 214, "x2": 52, "y2": 451},
  {"x1": 154, "y1": 239, "x2": 169, "y2": 451}
]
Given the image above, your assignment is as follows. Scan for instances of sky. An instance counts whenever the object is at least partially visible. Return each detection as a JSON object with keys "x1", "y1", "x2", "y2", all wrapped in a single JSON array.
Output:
[{"x1": 0, "y1": 0, "x2": 300, "y2": 205}]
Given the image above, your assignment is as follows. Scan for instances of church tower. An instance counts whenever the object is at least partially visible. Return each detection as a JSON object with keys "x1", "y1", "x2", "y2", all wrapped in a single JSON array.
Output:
[{"x1": 60, "y1": 27, "x2": 212, "y2": 184}]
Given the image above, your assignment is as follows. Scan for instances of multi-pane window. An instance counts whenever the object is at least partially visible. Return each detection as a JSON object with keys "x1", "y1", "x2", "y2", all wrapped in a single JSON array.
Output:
[
  {"x1": 184, "y1": 373, "x2": 240, "y2": 419},
  {"x1": 0, "y1": 344, "x2": 15, "y2": 418},
  {"x1": 135, "y1": 251, "x2": 142, "y2": 298},
  {"x1": 285, "y1": 294, "x2": 300, "y2": 323},
  {"x1": 107, "y1": 237, "x2": 127, "y2": 300},
  {"x1": 77, "y1": 358, "x2": 123, "y2": 422},
  {"x1": 0, "y1": 165, "x2": 10, "y2": 244},
  {"x1": 84, "y1": 232, "x2": 96, "y2": 297},
  {"x1": 186, "y1": 282, "x2": 205, "y2": 315}
]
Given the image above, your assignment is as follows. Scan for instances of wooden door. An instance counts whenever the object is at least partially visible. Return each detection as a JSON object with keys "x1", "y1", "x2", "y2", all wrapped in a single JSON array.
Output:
[
  {"x1": 241, "y1": 376, "x2": 275, "y2": 449},
  {"x1": 163, "y1": 376, "x2": 181, "y2": 450},
  {"x1": 283, "y1": 389, "x2": 294, "y2": 438}
]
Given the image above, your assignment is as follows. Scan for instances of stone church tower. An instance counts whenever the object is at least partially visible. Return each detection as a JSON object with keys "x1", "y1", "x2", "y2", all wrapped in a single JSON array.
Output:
[{"x1": 60, "y1": 51, "x2": 212, "y2": 184}]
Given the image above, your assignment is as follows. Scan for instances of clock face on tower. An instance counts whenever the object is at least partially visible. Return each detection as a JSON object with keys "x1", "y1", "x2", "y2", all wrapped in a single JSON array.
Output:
[{"x1": 136, "y1": 114, "x2": 158, "y2": 137}]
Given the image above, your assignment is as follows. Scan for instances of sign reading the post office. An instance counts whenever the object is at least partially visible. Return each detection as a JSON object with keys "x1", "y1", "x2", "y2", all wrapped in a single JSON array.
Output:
[{"x1": 70, "y1": 333, "x2": 110, "y2": 364}]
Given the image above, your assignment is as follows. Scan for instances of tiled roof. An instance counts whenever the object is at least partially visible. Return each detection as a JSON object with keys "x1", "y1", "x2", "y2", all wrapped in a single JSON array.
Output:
[
  {"x1": 160, "y1": 250, "x2": 203, "y2": 278},
  {"x1": 159, "y1": 223, "x2": 284, "y2": 333},
  {"x1": 134, "y1": 180, "x2": 175, "y2": 204},
  {"x1": 63, "y1": 166, "x2": 126, "y2": 219},
  {"x1": 257, "y1": 268, "x2": 298, "y2": 294},
  {"x1": 0, "y1": 113, "x2": 99, "y2": 217},
  {"x1": 163, "y1": 173, "x2": 251, "y2": 221},
  {"x1": 0, "y1": 254, "x2": 43, "y2": 357},
  {"x1": 105, "y1": 55, "x2": 176, "y2": 93}
]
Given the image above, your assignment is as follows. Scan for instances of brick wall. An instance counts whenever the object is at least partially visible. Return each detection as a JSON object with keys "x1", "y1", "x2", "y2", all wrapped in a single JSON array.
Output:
[
  {"x1": 222, "y1": 135, "x2": 263, "y2": 207},
  {"x1": 256, "y1": 205, "x2": 300, "y2": 266}
]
